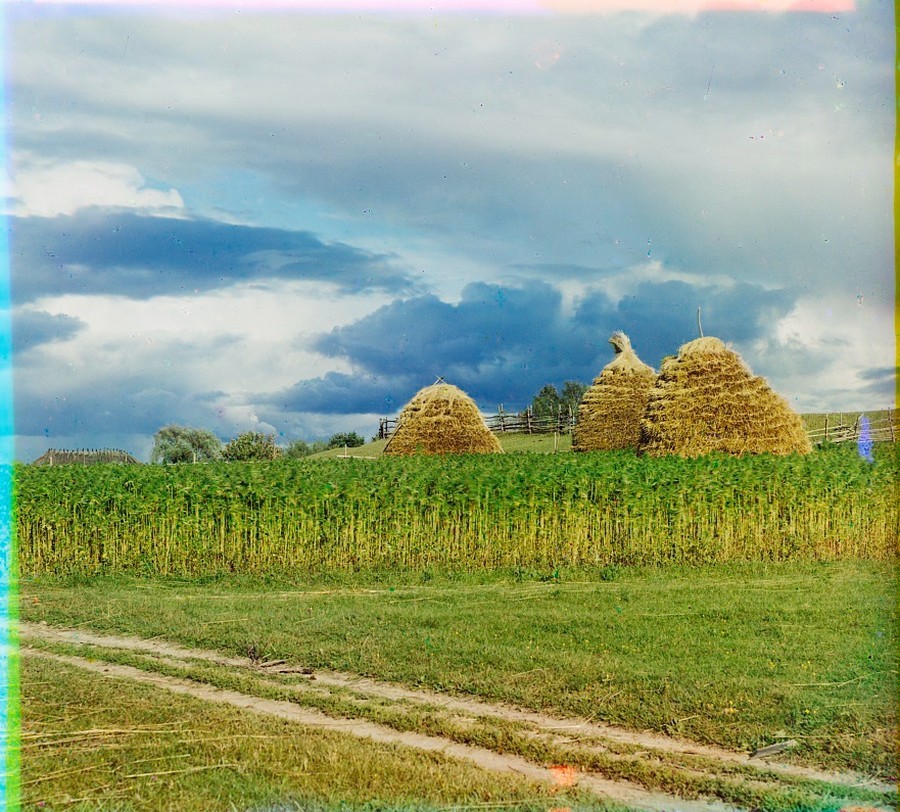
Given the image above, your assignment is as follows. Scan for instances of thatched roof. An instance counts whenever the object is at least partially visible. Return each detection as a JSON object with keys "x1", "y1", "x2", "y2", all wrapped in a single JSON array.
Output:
[
  {"x1": 573, "y1": 332, "x2": 656, "y2": 452},
  {"x1": 383, "y1": 380, "x2": 503, "y2": 456},
  {"x1": 639, "y1": 336, "x2": 812, "y2": 457},
  {"x1": 32, "y1": 448, "x2": 141, "y2": 466}
]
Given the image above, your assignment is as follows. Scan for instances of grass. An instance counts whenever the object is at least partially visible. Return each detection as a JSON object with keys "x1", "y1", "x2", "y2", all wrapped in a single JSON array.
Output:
[
  {"x1": 26, "y1": 638, "x2": 893, "y2": 812},
  {"x1": 800, "y1": 408, "x2": 896, "y2": 433},
  {"x1": 21, "y1": 654, "x2": 605, "y2": 812},
  {"x1": 307, "y1": 434, "x2": 571, "y2": 457},
  {"x1": 21, "y1": 561, "x2": 897, "y2": 780}
]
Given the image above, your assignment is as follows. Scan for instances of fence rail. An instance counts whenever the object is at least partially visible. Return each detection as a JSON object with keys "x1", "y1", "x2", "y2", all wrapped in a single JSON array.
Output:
[
  {"x1": 378, "y1": 409, "x2": 898, "y2": 444},
  {"x1": 377, "y1": 406, "x2": 576, "y2": 440},
  {"x1": 804, "y1": 413, "x2": 896, "y2": 445}
]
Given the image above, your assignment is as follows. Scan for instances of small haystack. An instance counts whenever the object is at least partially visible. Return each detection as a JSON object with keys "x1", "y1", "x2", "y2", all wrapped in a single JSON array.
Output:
[
  {"x1": 572, "y1": 332, "x2": 656, "y2": 452},
  {"x1": 383, "y1": 380, "x2": 503, "y2": 456},
  {"x1": 639, "y1": 336, "x2": 811, "y2": 457}
]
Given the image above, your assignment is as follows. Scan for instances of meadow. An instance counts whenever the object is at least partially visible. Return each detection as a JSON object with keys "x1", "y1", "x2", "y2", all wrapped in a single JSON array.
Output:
[
  {"x1": 15, "y1": 443, "x2": 896, "y2": 576},
  {"x1": 15, "y1": 440, "x2": 898, "y2": 810},
  {"x1": 20, "y1": 561, "x2": 897, "y2": 810}
]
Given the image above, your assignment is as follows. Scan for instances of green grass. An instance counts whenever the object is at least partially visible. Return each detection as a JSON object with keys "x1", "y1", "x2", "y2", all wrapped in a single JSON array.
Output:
[
  {"x1": 22, "y1": 654, "x2": 605, "y2": 812},
  {"x1": 27, "y1": 637, "x2": 892, "y2": 812},
  {"x1": 21, "y1": 561, "x2": 897, "y2": 779},
  {"x1": 308, "y1": 433, "x2": 570, "y2": 457},
  {"x1": 800, "y1": 408, "x2": 896, "y2": 433},
  {"x1": 16, "y1": 443, "x2": 896, "y2": 576},
  {"x1": 310, "y1": 439, "x2": 389, "y2": 458}
]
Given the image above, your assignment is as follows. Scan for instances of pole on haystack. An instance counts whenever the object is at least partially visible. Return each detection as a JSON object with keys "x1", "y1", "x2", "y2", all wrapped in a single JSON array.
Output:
[{"x1": 697, "y1": 306, "x2": 704, "y2": 338}]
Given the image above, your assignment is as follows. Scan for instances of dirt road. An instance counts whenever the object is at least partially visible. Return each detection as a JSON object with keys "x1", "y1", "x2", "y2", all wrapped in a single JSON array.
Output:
[{"x1": 22, "y1": 622, "x2": 895, "y2": 812}]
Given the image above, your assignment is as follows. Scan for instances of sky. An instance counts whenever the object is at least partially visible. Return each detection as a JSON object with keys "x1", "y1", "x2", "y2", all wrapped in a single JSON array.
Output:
[{"x1": 3, "y1": 0, "x2": 895, "y2": 462}]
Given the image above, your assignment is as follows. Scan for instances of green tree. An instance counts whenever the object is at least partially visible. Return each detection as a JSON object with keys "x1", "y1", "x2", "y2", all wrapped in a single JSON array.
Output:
[
  {"x1": 283, "y1": 439, "x2": 329, "y2": 458},
  {"x1": 561, "y1": 380, "x2": 588, "y2": 412},
  {"x1": 327, "y1": 431, "x2": 365, "y2": 449},
  {"x1": 283, "y1": 439, "x2": 312, "y2": 459},
  {"x1": 529, "y1": 381, "x2": 587, "y2": 419},
  {"x1": 150, "y1": 425, "x2": 222, "y2": 464},
  {"x1": 530, "y1": 384, "x2": 561, "y2": 419},
  {"x1": 222, "y1": 431, "x2": 281, "y2": 462}
]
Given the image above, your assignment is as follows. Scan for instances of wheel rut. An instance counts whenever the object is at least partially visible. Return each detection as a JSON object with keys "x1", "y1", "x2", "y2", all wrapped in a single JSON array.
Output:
[{"x1": 22, "y1": 622, "x2": 895, "y2": 812}]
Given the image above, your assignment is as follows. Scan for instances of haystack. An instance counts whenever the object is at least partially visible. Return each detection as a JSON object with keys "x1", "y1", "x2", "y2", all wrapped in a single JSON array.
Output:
[
  {"x1": 639, "y1": 336, "x2": 811, "y2": 457},
  {"x1": 572, "y1": 332, "x2": 656, "y2": 452},
  {"x1": 383, "y1": 380, "x2": 503, "y2": 456}
]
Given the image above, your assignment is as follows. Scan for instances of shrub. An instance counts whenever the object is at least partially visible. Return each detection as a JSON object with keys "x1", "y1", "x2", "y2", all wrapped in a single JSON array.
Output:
[
  {"x1": 222, "y1": 432, "x2": 281, "y2": 462},
  {"x1": 327, "y1": 432, "x2": 365, "y2": 449}
]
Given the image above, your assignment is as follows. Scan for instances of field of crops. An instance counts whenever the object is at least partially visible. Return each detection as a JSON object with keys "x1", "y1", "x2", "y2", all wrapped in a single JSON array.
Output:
[{"x1": 15, "y1": 443, "x2": 896, "y2": 576}]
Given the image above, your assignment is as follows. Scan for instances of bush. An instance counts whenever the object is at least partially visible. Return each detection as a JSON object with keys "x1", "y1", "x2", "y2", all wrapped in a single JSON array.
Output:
[
  {"x1": 327, "y1": 432, "x2": 365, "y2": 449},
  {"x1": 151, "y1": 425, "x2": 222, "y2": 464},
  {"x1": 283, "y1": 439, "x2": 328, "y2": 459},
  {"x1": 222, "y1": 432, "x2": 281, "y2": 462}
]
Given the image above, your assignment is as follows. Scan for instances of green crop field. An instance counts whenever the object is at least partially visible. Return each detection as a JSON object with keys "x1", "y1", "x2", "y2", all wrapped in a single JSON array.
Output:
[{"x1": 15, "y1": 442, "x2": 896, "y2": 577}]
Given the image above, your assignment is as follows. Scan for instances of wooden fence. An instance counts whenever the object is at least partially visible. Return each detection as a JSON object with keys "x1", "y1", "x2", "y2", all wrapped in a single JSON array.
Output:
[
  {"x1": 378, "y1": 406, "x2": 576, "y2": 440},
  {"x1": 804, "y1": 412, "x2": 896, "y2": 445},
  {"x1": 378, "y1": 408, "x2": 898, "y2": 444}
]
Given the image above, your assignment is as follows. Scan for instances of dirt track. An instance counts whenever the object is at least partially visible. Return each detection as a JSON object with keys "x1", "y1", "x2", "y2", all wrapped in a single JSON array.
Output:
[{"x1": 22, "y1": 622, "x2": 896, "y2": 812}]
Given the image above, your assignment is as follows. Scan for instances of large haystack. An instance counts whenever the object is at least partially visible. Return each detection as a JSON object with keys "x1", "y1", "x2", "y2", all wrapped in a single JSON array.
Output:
[
  {"x1": 383, "y1": 380, "x2": 503, "y2": 456},
  {"x1": 639, "y1": 336, "x2": 811, "y2": 457},
  {"x1": 573, "y1": 332, "x2": 656, "y2": 452}
]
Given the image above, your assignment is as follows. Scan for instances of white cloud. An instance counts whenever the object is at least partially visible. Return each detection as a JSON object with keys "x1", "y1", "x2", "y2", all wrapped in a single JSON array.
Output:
[
  {"x1": 27, "y1": 280, "x2": 391, "y2": 392},
  {"x1": 8, "y1": 154, "x2": 184, "y2": 217},
  {"x1": 750, "y1": 290, "x2": 894, "y2": 412}
]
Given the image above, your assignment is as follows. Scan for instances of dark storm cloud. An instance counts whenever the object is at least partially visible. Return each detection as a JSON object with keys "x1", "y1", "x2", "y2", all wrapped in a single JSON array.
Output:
[
  {"x1": 11, "y1": 210, "x2": 420, "y2": 302},
  {"x1": 605, "y1": 281, "x2": 796, "y2": 363},
  {"x1": 856, "y1": 366, "x2": 896, "y2": 401},
  {"x1": 276, "y1": 278, "x2": 797, "y2": 414},
  {"x1": 11, "y1": 309, "x2": 86, "y2": 355}
]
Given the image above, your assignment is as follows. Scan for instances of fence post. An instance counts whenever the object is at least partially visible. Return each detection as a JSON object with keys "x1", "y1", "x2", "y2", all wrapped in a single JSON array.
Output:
[
  {"x1": 526, "y1": 407, "x2": 533, "y2": 434},
  {"x1": 823, "y1": 413, "x2": 828, "y2": 442},
  {"x1": 498, "y1": 404, "x2": 505, "y2": 432}
]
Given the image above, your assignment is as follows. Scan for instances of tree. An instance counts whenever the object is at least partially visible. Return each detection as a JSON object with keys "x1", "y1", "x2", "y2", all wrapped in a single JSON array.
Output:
[
  {"x1": 222, "y1": 431, "x2": 281, "y2": 462},
  {"x1": 530, "y1": 384, "x2": 561, "y2": 419},
  {"x1": 529, "y1": 381, "x2": 587, "y2": 419},
  {"x1": 283, "y1": 439, "x2": 329, "y2": 458},
  {"x1": 283, "y1": 439, "x2": 312, "y2": 459},
  {"x1": 560, "y1": 380, "x2": 588, "y2": 413},
  {"x1": 151, "y1": 425, "x2": 222, "y2": 464},
  {"x1": 327, "y1": 431, "x2": 365, "y2": 449}
]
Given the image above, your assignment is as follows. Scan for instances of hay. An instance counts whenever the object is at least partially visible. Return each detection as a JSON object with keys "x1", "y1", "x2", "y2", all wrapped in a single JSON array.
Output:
[
  {"x1": 572, "y1": 332, "x2": 656, "y2": 452},
  {"x1": 639, "y1": 336, "x2": 812, "y2": 457},
  {"x1": 382, "y1": 380, "x2": 503, "y2": 456}
]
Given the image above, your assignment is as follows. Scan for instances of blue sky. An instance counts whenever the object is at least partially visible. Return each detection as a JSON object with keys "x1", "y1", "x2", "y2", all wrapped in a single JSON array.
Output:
[{"x1": 4, "y1": 1, "x2": 894, "y2": 462}]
